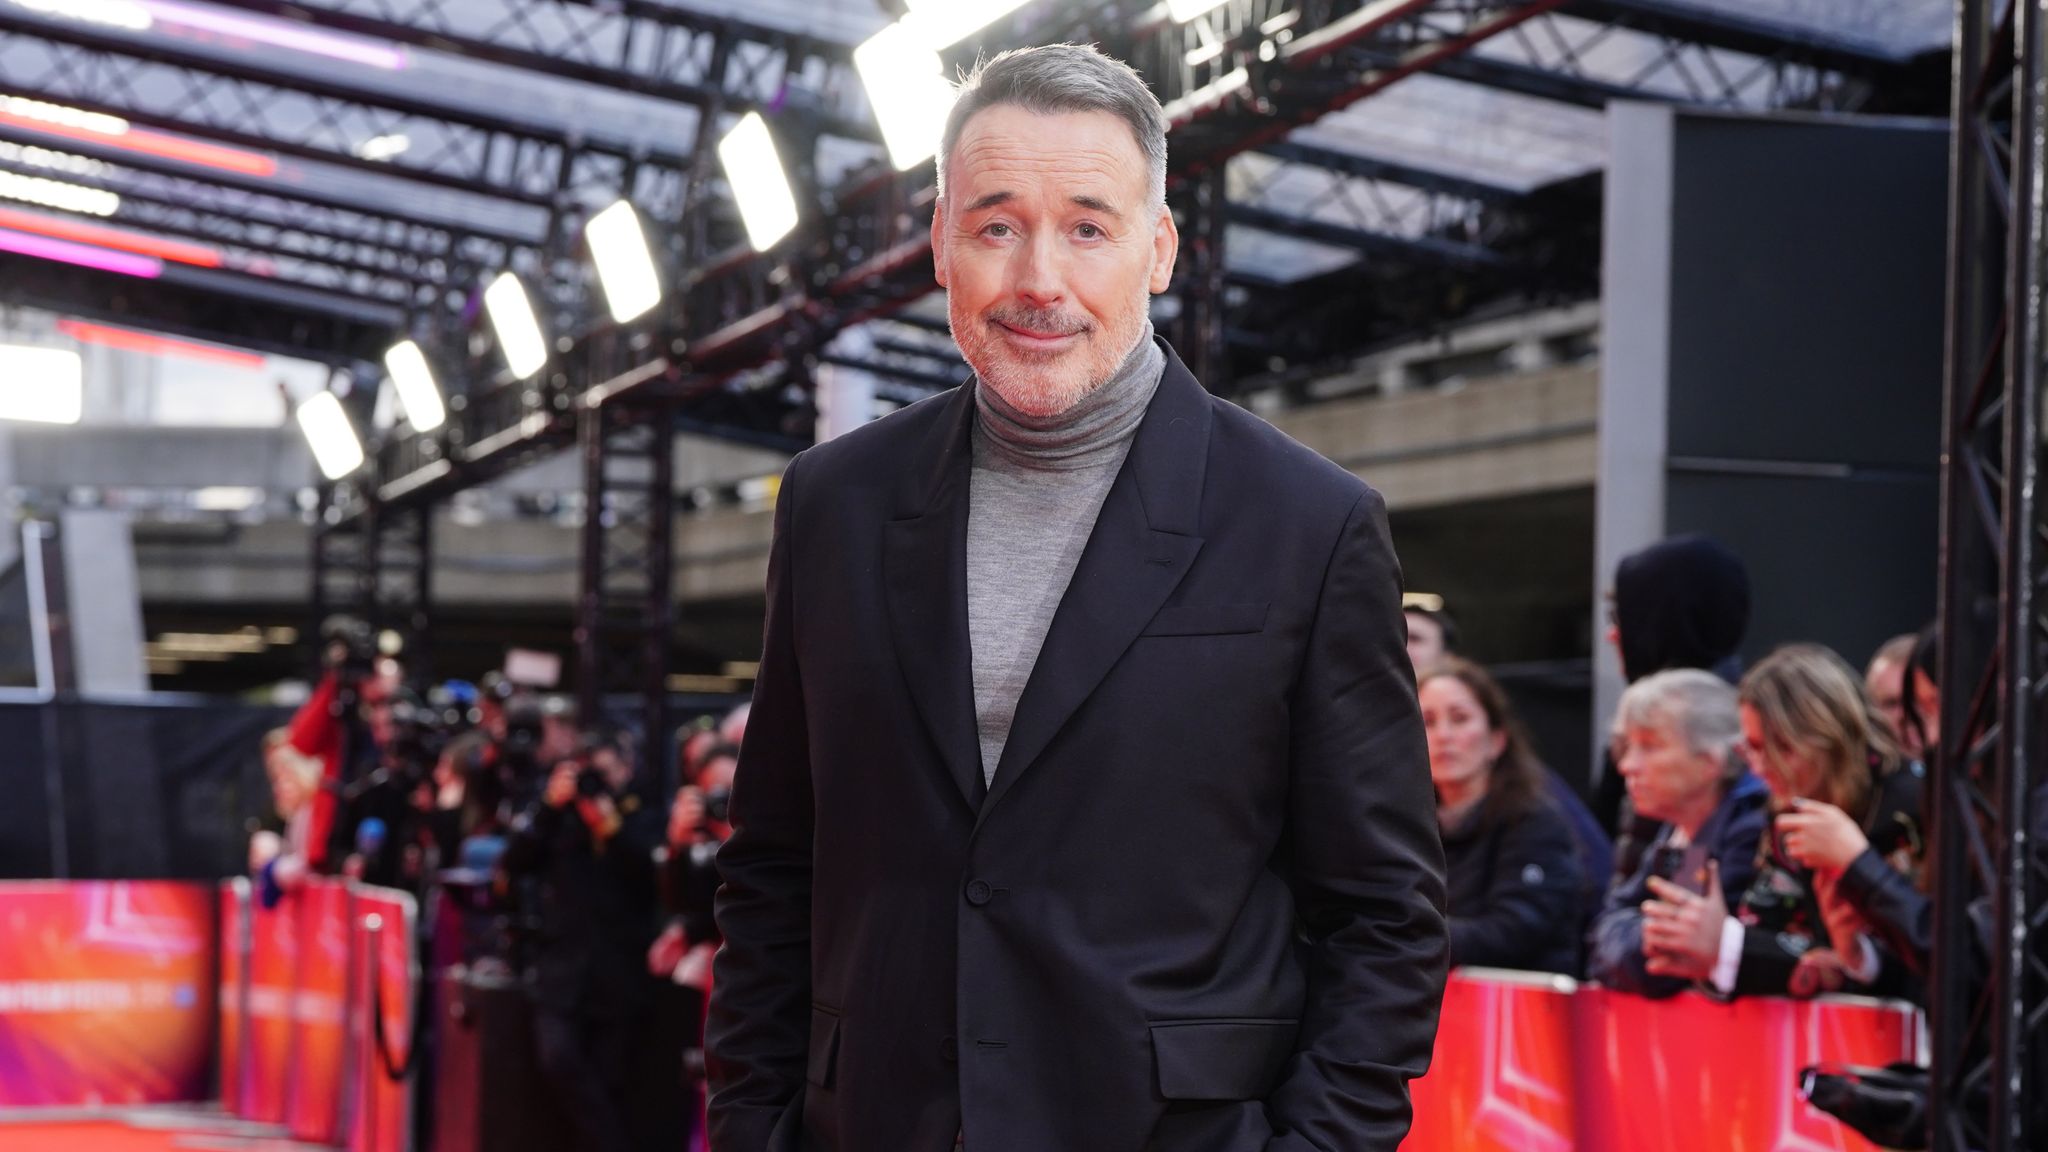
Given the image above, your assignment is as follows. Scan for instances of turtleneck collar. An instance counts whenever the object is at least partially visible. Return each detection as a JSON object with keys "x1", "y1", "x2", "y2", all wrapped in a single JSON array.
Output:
[{"x1": 972, "y1": 323, "x2": 1165, "y2": 472}]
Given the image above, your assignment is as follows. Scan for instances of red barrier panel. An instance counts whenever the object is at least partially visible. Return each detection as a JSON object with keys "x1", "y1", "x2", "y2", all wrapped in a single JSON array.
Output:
[
  {"x1": 349, "y1": 886, "x2": 416, "y2": 1152},
  {"x1": 0, "y1": 880, "x2": 216, "y2": 1108},
  {"x1": 241, "y1": 883, "x2": 299, "y2": 1124},
  {"x1": 1572, "y1": 986, "x2": 1918, "y2": 1152},
  {"x1": 287, "y1": 879, "x2": 353, "y2": 1144},
  {"x1": 1404, "y1": 969, "x2": 1576, "y2": 1152},
  {"x1": 217, "y1": 878, "x2": 248, "y2": 1116}
]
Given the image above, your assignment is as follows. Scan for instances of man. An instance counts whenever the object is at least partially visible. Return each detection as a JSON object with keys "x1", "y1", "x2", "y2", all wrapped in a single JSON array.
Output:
[
  {"x1": 1865, "y1": 630, "x2": 1937, "y2": 761},
  {"x1": 707, "y1": 44, "x2": 1446, "y2": 1152},
  {"x1": 502, "y1": 729, "x2": 661, "y2": 1152},
  {"x1": 1402, "y1": 598, "x2": 1455, "y2": 674},
  {"x1": 1593, "y1": 534, "x2": 1753, "y2": 879}
]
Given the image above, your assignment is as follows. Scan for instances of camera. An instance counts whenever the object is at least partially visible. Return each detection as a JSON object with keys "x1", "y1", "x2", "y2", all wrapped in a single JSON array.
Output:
[
  {"x1": 576, "y1": 765, "x2": 611, "y2": 799},
  {"x1": 703, "y1": 788, "x2": 732, "y2": 825},
  {"x1": 320, "y1": 614, "x2": 377, "y2": 678}
]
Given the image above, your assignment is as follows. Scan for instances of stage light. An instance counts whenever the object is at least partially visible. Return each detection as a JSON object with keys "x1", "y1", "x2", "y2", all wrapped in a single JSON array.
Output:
[
  {"x1": 57, "y1": 319, "x2": 261, "y2": 367},
  {"x1": 141, "y1": 0, "x2": 407, "y2": 69},
  {"x1": 0, "y1": 226, "x2": 161, "y2": 277},
  {"x1": 0, "y1": 206, "x2": 220, "y2": 266},
  {"x1": 901, "y1": 0, "x2": 1032, "y2": 50},
  {"x1": 0, "y1": 93, "x2": 276, "y2": 177},
  {"x1": 8, "y1": 0, "x2": 151, "y2": 32},
  {"x1": 483, "y1": 271, "x2": 548, "y2": 379},
  {"x1": 0, "y1": 140, "x2": 108, "y2": 178},
  {"x1": 382, "y1": 339, "x2": 445, "y2": 432},
  {"x1": 718, "y1": 113, "x2": 798, "y2": 251},
  {"x1": 0, "y1": 346, "x2": 83, "y2": 423},
  {"x1": 0, "y1": 169, "x2": 118, "y2": 216},
  {"x1": 855, "y1": 22, "x2": 956, "y2": 170},
  {"x1": 355, "y1": 133, "x2": 409, "y2": 161},
  {"x1": 585, "y1": 199, "x2": 661, "y2": 323},
  {"x1": 1167, "y1": 0, "x2": 1230, "y2": 21},
  {"x1": 0, "y1": 94, "x2": 127, "y2": 137},
  {"x1": 295, "y1": 391, "x2": 364, "y2": 480}
]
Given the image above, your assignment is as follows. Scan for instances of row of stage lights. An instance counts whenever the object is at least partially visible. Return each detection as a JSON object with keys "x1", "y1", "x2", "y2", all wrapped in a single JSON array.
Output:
[{"x1": 0, "y1": 0, "x2": 1236, "y2": 474}]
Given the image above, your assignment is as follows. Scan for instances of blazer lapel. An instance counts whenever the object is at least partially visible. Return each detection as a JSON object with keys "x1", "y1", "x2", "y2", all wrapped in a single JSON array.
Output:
[
  {"x1": 977, "y1": 340, "x2": 1213, "y2": 828},
  {"x1": 883, "y1": 384, "x2": 986, "y2": 810}
]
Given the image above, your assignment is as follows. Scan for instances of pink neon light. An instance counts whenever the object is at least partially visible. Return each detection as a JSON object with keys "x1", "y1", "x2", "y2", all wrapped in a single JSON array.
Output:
[
  {"x1": 142, "y1": 0, "x2": 409, "y2": 70},
  {"x1": 0, "y1": 226, "x2": 162, "y2": 277}
]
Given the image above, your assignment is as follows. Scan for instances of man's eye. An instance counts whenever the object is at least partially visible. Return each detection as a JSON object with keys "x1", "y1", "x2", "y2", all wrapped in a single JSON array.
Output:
[
  {"x1": 983, "y1": 223, "x2": 1013, "y2": 238},
  {"x1": 1076, "y1": 223, "x2": 1103, "y2": 239}
]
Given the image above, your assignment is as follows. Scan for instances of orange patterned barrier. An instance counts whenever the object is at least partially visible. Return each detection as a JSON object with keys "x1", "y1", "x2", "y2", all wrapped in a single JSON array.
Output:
[{"x1": 1401, "y1": 971, "x2": 1921, "y2": 1152}]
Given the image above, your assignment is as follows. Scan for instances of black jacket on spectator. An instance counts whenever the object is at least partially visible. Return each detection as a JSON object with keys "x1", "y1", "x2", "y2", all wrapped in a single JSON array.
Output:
[
  {"x1": 1442, "y1": 791, "x2": 1584, "y2": 975},
  {"x1": 1728, "y1": 762, "x2": 1924, "y2": 1000},
  {"x1": 1594, "y1": 535, "x2": 1753, "y2": 880},
  {"x1": 503, "y1": 791, "x2": 663, "y2": 1016},
  {"x1": 1585, "y1": 770, "x2": 1770, "y2": 997},
  {"x1": 1543, "y1": 769, "x2": 1613, "y2": 960}
]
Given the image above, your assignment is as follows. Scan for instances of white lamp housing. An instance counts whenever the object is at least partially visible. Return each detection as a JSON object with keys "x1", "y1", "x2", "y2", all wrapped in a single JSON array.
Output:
[
  {"x1": 295, "y1": 390, "x2": 364, "y2": 480},
  {"x1": 854, "y1": 22, "x2": 957, "y2": 171},
  {"x1": 483, "y1": 271, "x2": 548, "y2": 379},
  {"x1": 718, "y1": 112, "x2": 800, "y2": 251},
  {"x1": 585, "y1": 199, "x2": 661, "y2": 323},
  {"x1": 0, "y1": 345, "x2": 82, "y2": 424},
  {"x1": 901, "y1": 0, "x2": 1032, "y2": 50},
  {"x1": 382, "y1": 339, "x2": 445, "y2": 432},
  {"x1": 1166, "y1": 0, "x2": 1230, "y2": 21}
]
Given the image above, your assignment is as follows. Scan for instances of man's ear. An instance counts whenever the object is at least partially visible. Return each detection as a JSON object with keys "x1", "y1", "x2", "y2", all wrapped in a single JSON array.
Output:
[
  {"x1": 930, "y1": 197, "x2": 949, "y2": 289},
  {"x1": 1149, "y1": 204, "x2": 1179, "y2": 294}
]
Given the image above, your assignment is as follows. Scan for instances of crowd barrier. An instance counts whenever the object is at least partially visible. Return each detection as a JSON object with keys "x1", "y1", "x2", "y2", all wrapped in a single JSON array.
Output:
[
  {"x1": 223, "y1": 875, "x2": 418, "y2": 1152},
  {"x1": 1402, "y1": 969, "x2": 1921, "y2": 1152},
  {"x1": 0, "y1": 881, "x2": 1924, "y2": 1152},
  {"x1": 0, "y1": 880, "x2": 216, "y2": 1108}
]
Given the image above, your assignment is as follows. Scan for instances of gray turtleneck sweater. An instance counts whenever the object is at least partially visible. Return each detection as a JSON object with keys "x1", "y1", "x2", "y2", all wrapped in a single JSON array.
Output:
[{"x1": 967, "y1": 327, "x2": 1166, "y2": 787}]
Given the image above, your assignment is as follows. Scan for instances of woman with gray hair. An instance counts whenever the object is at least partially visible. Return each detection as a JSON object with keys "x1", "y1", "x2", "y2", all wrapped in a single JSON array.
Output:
[{"x1": 1585, "y1": 668, "x2": 1771, "y2": 996}]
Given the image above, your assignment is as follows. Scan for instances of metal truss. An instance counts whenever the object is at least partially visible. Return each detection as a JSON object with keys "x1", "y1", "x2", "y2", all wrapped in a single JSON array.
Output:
[
  {"x1": 311, "y1": 495, "x2": 435, "y2": 682},
  {"x1": 1407, "y1": 0, "x2": 1916, "y2": 112},
  {"x1": 576, "y1": 395, "x2": 676, "y2": 768},
  {"x1": 1228, "y1": 148, "x2": 1515, "y2": 267},
  {"x1": 0, "y1": 14, "x2": 695, "y2": 212},
  {"x1": 1933, "y1": 0, "x2": 2048, "y2": 1148},
  {"x1": 0, "y1": 246, "x2": 395, "y2": 361},
  {"x1": 1170, "y1": 167, "x2": 1229, "y2": 386},
  {"x1": 195, "y1": 0, "x2": 877, "y2": 143}
]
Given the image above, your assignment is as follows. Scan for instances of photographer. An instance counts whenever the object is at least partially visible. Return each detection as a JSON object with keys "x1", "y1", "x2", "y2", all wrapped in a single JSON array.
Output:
[
  {"x1": 286, "y1": 616, "x2": 399, "y2": 874},
  {"x1": 501, "y1": 720, "x2": 660, "y2": 1152}
]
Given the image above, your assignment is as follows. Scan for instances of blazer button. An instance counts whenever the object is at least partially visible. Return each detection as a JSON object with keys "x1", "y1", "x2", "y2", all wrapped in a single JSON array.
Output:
[
  {"x1": 941, "y1": 1035, "x2": 957, "y2": 1063},
  {"x1": 964, "y1": 879, "x2": 993, "y2": 906}
]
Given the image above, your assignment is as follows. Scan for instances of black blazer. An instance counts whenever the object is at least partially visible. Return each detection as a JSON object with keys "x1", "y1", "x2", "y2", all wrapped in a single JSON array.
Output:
[{"x1": 707, "y1": 339, "x2": 1448, "y2": 1152}]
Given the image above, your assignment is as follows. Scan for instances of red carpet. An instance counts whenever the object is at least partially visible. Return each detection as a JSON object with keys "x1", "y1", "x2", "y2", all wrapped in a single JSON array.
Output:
[{"x1": 0, "y1": 1111, "x2": 332, "y2": 1151}]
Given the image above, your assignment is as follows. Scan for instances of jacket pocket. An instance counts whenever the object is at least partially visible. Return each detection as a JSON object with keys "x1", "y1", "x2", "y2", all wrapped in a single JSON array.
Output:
[
  {"x1": 1149, "y1": 1018, "x2": 1298, "y2": 1101},
  {"x1": 1140, "y1": 603, "x2": 1269, "y2": 638},
  {"x1": 807, "y1": 1005, "x2": 841, "y2": 1089}
]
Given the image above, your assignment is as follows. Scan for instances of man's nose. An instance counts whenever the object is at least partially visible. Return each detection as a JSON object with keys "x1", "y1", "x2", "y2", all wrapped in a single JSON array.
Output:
[{"x1": 1010, "y1": 230, "x2": 1065, "y2": 307}]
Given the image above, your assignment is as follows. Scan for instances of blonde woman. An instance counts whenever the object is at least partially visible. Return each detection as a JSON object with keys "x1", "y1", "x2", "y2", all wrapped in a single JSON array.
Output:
[{"x1": 1638, "y1": 644, "x2": 1922, "y2": 999}]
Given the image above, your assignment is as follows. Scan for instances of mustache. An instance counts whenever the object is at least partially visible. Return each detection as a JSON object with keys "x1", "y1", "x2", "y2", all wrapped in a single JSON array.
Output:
[{"x1": 986, "y1": 306, "x2": 1094, "y2": 336}]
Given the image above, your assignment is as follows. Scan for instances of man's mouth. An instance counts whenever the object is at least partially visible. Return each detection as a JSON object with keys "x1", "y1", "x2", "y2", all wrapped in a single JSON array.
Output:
[{"x1": 994, "y1": 320, "x2": 1081, "y2": 344}]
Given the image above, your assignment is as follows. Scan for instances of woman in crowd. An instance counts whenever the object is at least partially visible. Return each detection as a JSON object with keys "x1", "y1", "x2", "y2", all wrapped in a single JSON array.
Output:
[
  {"x1": 1585, "y1": 669, "x2": 1770, "y2": 996},
  {"x1": 1420, "y1": 657, "x2": 1584, "y2": 975},
  {"x1": 1638, "y1": 644, "x2": 1923, "y2": 999}
]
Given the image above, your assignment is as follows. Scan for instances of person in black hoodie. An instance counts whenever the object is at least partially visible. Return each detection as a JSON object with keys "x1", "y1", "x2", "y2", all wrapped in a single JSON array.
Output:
[
  {"x1": 1597, "y1": 534, "x2": 1754, "y2": 880},
  {"x1": 1421, "y1": 657, "x2": 1584, "y2": 975}
]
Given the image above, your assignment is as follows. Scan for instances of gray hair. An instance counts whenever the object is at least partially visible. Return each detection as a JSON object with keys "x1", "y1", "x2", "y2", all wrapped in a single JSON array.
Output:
[
  {"x1": 1615, "y1": 668, "x2": 1743, "y2": 774},
  {"x1": 938, "y1": 43, "x2": 1169, "y2": 214}
]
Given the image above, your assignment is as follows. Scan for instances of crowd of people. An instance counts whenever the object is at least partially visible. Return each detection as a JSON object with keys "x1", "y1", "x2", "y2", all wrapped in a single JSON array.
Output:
[
  {"x1": 246, "y1": 620, "x2": 745, "y2": 1152},
  {"x1": 241, "y1": 528, "x2": 1954, "y2": 1150},
  {"x1": 1409, "y1": 535, "x2": 1933, "y2": 1007},
  {"x1": 1408, "y1": 532, "x2": 1937, "y2": 1013}
]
